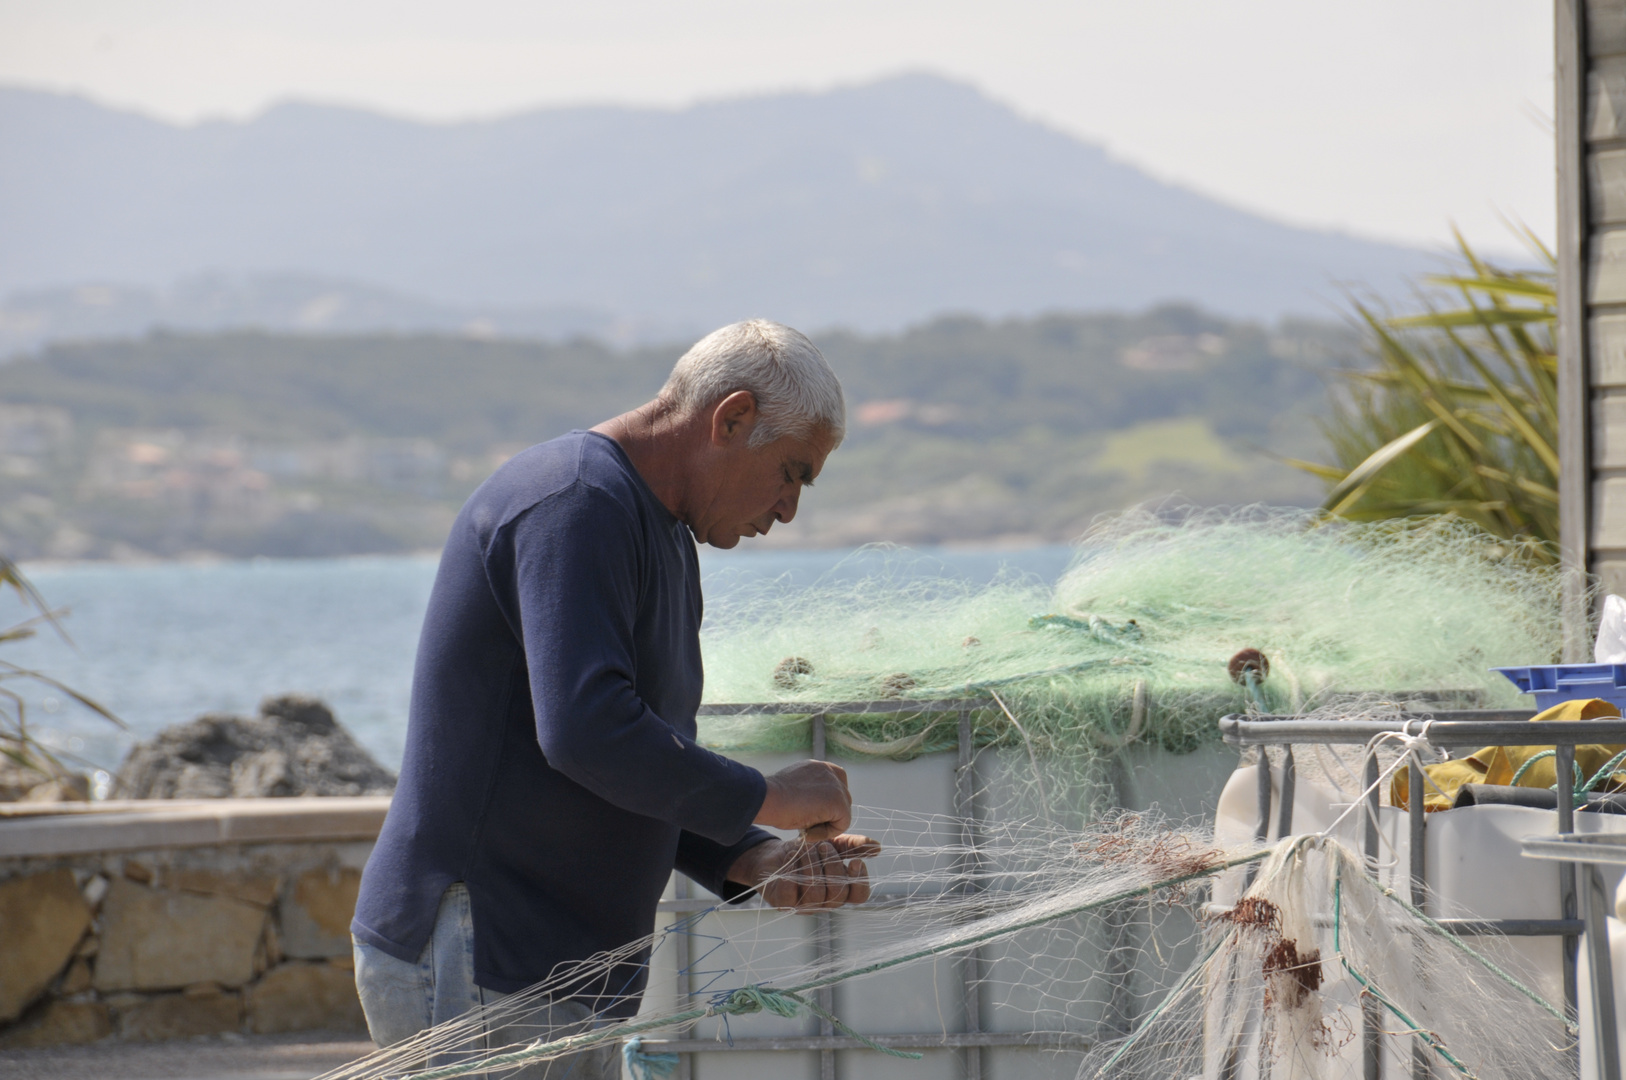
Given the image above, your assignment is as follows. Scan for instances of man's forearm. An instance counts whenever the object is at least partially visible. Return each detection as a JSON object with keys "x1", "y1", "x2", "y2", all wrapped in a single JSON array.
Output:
[{"x1": 678, "y1": 827, "x2": 776, "y2": 900}]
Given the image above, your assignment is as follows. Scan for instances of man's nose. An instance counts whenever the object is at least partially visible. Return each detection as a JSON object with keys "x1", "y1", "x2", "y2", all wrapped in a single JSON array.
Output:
[{"x1": 775, "y1": 487, "x2": 801, "y2": 525}]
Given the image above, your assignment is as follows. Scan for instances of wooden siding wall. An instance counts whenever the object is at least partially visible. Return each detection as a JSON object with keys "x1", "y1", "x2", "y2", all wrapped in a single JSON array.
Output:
[{"x1": 1564, "y1": 0, "x2": 1626, "y2": 652}]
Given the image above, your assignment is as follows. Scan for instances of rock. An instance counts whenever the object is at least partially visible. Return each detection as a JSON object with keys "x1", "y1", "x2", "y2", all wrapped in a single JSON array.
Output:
[
  {"x1": 230, "y1": 748, "x2": 290, "y2": 796},
  {"x1": 260, "y1": 917, "x2": 284, "y2": 969},
  {"x1": 246, "y1": 962, "x2": 365, "y2": 1034},
  {"x1": 0, "y1": 1000, "x2": 111, "y2": 1048},
  {"x1": 115, "y1": 694, "x2": 395, "y2": 799},
  {"x1": 262, "y1": 694, "x2": 339, "y2": 733},
  {"x1": 0, "y1": 757, "x2": 89, "y2": 803},
  {"x1": 280, "y1": 868, "x2": 362, "y2": 958},
  {"x1": 0, "y1": 869, "x2": 93, "y2": 1022},
  {"x1": 116, "y1": 988, "x2": 242, "y2": 1042},
  {"x1": 58, "y1": 958, "x2": 92, "y2": 995},
  {"x1": 167, "y1": 868, "x2": 281, "y2": 907},
  {"x1": 169, "y1": 761, "x2": 231, "y2": 798},
  {"x1": 18, "y1": 774, "x2": 90, "y2": 802},
  {"x1": 93, "y1": 878, "x2": 267, "y2": 992},
  {"x1": 81, "y1": 874, "x2": 109, "y2": 908},
  {"x1": 0, "y1": 758, "x2": 44, "y2": 801}
]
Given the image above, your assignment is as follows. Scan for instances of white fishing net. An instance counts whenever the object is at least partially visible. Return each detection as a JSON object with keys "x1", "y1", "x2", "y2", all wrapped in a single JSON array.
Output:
[
  {"x1": 1085, "y1": 834, "x2": 1576, "y2": 1080},
  {"x1": 318, "y1": 813, "x2": 1262, "y2": 1080},
  {"x1": 317, "y1": 806, "x2": 1576, "y2": 1080}
]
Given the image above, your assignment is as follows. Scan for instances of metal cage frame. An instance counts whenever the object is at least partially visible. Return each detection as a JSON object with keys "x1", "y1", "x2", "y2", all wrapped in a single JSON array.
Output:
[{"x1": 644, "y1": 699, "x2": 1096, "y2": 1080}]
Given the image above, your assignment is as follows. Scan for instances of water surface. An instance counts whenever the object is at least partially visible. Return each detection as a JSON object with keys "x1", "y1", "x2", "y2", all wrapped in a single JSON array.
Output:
[{"x1": 2, "y1": 544, "x2": 1073, "y2": 773}]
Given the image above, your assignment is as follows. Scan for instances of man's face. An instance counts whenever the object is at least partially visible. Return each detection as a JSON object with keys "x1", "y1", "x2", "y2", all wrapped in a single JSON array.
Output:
[{"x1": 693, "y1": 426, "x2": 835, "y2": 549}]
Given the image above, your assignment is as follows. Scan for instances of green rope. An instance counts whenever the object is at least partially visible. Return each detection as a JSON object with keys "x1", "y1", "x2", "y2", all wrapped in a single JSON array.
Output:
[
  {"x1": 399, "y1": 846, "x2": 1277, "y2": 1080},
  {"x1": 1093, "y1": 837, "x2": 1571, "y2": 1080},
  {"x1": 1344, "y1": 856, "x2": 1576, "y2": 1035},
  {"x1": 1333, "y1": 870, "x2": 1478, "y2": 1077},
  {"x1": 1242, "y1": 670, "x2": 1269, "y2": 714},
  {"x1": 1581, "y1": 747, "x2": 1626, "y2": 794},
  {"x1": 1507, "y1": 749, "x2": 1555, "y2": 788},
  {"x1": 1507, "y1": 750, "x2": 1591, "y2": 808}
]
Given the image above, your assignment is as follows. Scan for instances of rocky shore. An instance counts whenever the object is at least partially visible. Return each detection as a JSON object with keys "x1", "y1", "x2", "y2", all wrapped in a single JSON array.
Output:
[{"x1": 114, "y1": 695, "x2": 396, "y2": 800}]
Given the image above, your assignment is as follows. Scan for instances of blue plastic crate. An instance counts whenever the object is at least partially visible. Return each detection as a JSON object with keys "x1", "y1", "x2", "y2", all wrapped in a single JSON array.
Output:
[{"x1": 1493, "y1": 663, "x2": 1626, "y2": 712}]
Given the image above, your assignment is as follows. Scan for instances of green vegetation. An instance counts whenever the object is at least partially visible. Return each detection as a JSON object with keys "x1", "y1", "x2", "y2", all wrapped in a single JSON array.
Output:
[
  {"x1": 0, "y1": 306, "x2": 1358, "y2": 558},
  {"x1": 1295, "y1": 237, "x2": 1558, "y2": 555},
  {"x1": 0, "y1": 553, "x2": 120, "y2": 785}
]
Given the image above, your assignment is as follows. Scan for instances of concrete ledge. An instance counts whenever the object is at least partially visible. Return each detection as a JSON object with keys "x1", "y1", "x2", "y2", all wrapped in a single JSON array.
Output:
[{"x1": 0, "y1": 798, "x2": 391, "y2": 858}]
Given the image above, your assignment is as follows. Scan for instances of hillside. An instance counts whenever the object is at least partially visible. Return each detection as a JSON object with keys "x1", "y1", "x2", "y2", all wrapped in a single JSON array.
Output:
[
  {"x1": 0, "y1": 75, "x2": 1435, "y2": 347},
  {"x1": 0, "y1": 308, "x2": 1354, "y2": 559}
]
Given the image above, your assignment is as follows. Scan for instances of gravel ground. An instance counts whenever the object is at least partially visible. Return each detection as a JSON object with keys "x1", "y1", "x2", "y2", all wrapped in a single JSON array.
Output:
[{"x1": 0, "y1": 1030, "x2": 374, "y2": 1080}]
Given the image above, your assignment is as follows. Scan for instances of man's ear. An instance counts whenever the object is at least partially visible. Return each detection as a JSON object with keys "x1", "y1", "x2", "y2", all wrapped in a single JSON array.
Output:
[{"x1": 710, "y1": 391, "x2": 759, "y2": 447}]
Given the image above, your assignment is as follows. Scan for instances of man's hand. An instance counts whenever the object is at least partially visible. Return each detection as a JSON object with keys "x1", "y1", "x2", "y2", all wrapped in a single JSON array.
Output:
[
  {"x1": 755, "y1": 760, "x2": 852, "y2": 841},
  {"x1": 728, "y1": 834, "x2": 882, "y2": 912}
]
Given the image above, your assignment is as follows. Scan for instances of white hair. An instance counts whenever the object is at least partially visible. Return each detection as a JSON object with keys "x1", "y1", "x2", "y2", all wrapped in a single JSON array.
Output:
[{"x1": 659, "y1": 320, "x2": 846, "y2": 449}]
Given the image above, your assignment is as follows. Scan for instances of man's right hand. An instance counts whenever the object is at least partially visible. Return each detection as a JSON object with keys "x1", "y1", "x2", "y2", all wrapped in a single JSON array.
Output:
[{"x1": 755, "y1": 760, "x2": 852, "y2": 840}]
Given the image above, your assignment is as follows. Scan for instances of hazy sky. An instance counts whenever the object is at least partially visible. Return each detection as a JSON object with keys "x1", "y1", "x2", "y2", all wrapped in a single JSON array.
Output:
[{"x1": 1, "y1": 0, "x2": 1554, "y2": 257}]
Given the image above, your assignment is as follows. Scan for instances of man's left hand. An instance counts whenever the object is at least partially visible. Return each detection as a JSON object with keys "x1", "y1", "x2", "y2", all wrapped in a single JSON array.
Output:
[{"x1": 727, "y1": 834, "x2": 882, "y2": 912}]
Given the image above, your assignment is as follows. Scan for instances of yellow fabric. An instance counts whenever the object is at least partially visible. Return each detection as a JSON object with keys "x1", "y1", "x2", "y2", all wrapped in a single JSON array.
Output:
[
  {"x1": 1389, "y1": 697, "x2": 1624, "y2": 811},
  {"x1": 1394, "y1": 756, "x2": 1490, "y2": 812}
]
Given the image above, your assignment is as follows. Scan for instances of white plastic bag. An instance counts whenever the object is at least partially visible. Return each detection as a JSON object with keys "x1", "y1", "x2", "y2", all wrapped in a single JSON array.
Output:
[{"x1": 1597, "y1": 594, "x2": 1626, "y2": 663}]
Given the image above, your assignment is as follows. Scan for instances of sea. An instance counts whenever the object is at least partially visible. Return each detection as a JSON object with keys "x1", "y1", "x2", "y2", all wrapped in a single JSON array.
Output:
[{"x1": 0, "y1": 544, "x2": 1074, "y2": 780}]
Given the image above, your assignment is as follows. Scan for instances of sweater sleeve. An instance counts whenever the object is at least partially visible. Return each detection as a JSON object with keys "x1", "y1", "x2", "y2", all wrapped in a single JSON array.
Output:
[
  {"x1": 676, "y1": 826, "x2": 776, "y2": 902},
  {"x1": 500, "y1": 484, "x2": 767, "y2": 845}
]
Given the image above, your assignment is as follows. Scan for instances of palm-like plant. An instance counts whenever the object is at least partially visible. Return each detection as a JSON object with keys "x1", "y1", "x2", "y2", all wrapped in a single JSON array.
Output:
[
  {"x1": 1292, "y1": 233, "x2": 1558, "y2": 557},
  {"x1": 1, "y1": 553, "x2": 121, "y2": 782}
]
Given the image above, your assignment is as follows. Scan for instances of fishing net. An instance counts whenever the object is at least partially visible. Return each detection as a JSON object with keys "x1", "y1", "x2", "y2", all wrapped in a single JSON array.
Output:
[
  {"x1": 318, "y1": 813, "x2": 1265, "y2": 1080},
  {"x1": 317, "y1": 818, "x2": 1575, "y2": 1080},
  {"x1": 316, "y1": 510, "x2": 1569, "y2": 1079},
  {"x1": 697, "y1": 507, "x2": 1561, "y2": 767},
  {"x1": 1084, "y1": 834, "x2": 1576, "y2": 1080}
]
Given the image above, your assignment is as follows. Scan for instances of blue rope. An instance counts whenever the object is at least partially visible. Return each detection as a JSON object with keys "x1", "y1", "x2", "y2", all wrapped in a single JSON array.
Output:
[{"x1": 621, "y1": 1036, "x2": 680, "y2": 1080}]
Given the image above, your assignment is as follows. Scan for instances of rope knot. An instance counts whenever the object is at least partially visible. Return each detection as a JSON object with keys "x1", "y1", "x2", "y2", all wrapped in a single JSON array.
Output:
[
  {"x1": 707, "y1": 984, "x2": 924, "y2": 1061},
  {"x1": 716, "y1": 985, "x2": 802, "y2": 1019}
]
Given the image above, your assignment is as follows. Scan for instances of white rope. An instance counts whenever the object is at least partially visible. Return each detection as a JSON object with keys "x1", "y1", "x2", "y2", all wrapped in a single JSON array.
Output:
[{"x1": 1316, "y1": 721, "x2": 1438, "y2": 865}]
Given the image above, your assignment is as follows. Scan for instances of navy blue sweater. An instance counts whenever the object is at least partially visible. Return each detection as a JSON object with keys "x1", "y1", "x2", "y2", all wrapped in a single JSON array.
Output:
[{"x1": 353, "y1": 432, "x2": 771, "y2": 1009}]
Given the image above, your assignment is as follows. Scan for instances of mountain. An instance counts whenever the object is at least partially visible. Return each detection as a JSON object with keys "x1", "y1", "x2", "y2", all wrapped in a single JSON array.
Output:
[{"x1": 0, "y1": 75, "x2": 1438, "y2": 341}]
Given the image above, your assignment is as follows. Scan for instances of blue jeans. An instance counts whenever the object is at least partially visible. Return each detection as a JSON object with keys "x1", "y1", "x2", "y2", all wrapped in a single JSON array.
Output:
[{"x1": 352, "y1": 883, "x2": 619, "y2": 1079}]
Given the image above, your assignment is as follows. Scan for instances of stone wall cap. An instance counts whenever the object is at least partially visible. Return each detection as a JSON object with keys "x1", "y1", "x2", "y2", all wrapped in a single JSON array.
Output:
[{"x1": 0, "y1": 797, "x2": 391, "y2": 858}]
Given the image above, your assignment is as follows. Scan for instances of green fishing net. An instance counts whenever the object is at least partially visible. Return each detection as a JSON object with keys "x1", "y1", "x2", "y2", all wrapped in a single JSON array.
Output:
[{"x1": 697, "y1": 508, "x2": 1561, "y2": 761}]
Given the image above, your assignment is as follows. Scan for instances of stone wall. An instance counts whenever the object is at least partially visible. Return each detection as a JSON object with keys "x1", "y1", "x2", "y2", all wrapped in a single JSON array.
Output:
[{"x1": 0, "y1": 798, "x2": 385, "y2": 1048}]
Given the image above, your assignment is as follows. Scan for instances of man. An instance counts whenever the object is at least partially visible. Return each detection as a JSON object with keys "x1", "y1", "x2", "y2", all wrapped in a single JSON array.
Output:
[{"x1": 351, "y1": 320, "x2": 876, "y2": 1076}]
